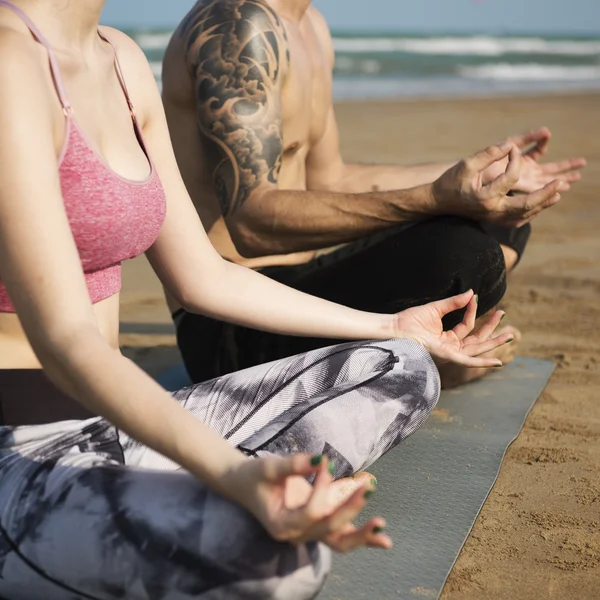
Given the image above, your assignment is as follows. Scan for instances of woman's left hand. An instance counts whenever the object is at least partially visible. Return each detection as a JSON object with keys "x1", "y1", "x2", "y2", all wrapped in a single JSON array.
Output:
[{"x1": 392, "y1": 290, "x2": 512, "y2": 368}]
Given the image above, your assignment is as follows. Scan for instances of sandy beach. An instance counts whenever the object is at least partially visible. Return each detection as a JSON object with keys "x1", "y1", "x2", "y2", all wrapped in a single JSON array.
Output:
[{"x1": 120, "y1": 92, "x2": 600, "y2": 599}]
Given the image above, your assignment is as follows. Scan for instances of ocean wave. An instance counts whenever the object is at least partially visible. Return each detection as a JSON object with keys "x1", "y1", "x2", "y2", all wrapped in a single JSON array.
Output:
[
  {"x1": 333, "y1": 36, "x2": 600, "y2": 56},
  {"x1": 459, "y1": 63, "x2": 600, "y2": 80},
  {"x1": 135, "y1": 32, "x2": 173, "y2": 51},
  {"x1": 335, "y1": 56, "x2": 382, "y2": 74}
]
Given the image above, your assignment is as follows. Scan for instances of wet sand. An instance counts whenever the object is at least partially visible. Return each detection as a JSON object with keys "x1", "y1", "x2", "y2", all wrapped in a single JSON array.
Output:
[{"x1": 120, "y1": 92, "x2": 600, "y2": 599}]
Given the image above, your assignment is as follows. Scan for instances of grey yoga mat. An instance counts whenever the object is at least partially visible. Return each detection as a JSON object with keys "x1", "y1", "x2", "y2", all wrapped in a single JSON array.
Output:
[
  {"x1": 320, "y1": 357, "x2": 555, "y2": 600},
  {"x1": 156, "y1": 357, "x2": 555, "y2": 600}
]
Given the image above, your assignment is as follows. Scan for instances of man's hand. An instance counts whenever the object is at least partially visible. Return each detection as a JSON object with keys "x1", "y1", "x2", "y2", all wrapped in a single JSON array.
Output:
[
  {"x1": 432, "y1": 142, "x2": 566, "y2": 228},
  {"x1": 483, "y1": 128, "x2": 586, "y2": 193}
]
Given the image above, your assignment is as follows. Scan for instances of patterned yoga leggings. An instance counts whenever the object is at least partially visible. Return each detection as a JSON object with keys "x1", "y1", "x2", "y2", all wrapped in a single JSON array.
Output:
[{"x1": 0, "y1": 339, "x2": 439, "y2": 600}]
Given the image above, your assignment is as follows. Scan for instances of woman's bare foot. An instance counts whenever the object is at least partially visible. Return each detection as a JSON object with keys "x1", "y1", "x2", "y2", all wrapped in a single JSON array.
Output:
[
  {"x1": 329, "y1": 472, "x2": 377, "y2": 507},
  {"x1": 439, "y1": 325, "x2": 522, "y2": 389}
]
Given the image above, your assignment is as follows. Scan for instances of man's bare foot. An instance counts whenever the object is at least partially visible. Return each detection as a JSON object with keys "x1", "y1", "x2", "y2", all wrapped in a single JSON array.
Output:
[
  {"x1": 329, "y1": 472, "x2": 377, "y2": 507},
  {"x1": 439, "y1": 325, "x2": 522, "y2": 389}
]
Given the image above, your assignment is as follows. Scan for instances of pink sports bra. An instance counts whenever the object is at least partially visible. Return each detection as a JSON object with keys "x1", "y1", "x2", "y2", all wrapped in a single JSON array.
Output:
[{"x1": 0, "y1": 1, "x2": 167, "y2": 313}]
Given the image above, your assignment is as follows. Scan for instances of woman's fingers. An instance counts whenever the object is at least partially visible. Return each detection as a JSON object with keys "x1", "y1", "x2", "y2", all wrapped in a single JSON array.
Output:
[
  {"x1": 451, "y1": 295, "x2": 478, "y2": 340},
  {"x1": 463, "y1": 310, "x2": 505, "y2": 343},
  {"x1": 261, "y1": 453, "x2": 318, "y2": 483},
  {"x1": 432, "y1": 344, "x2": 502, "y2": 368},
  {"x1": 300, "y1": 485, "x2": 368, "y2": 542},
  {"x1": 461, "y1": 333, "x2": 514, "y2": 357},
  {"x1": 429, "y1": 290, "x2": 474, "y2": 317},
  {"x1": 327, "y1": 519, "x2": 392, "y2": 553},
  {"x1": 303, "y1": 457, "x2": 336, "y2": 519},
  {"x1": 446, "y1": 351, "x2": 503, "y2": 368}
]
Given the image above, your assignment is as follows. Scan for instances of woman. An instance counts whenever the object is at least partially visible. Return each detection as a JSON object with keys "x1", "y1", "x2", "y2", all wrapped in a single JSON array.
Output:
[{"x1": 0, "y1": 1, "x2": 512, "y2": 598}]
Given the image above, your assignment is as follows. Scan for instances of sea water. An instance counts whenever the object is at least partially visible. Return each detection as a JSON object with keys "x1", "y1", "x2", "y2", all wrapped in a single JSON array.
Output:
[{"x1": 132, "y1": 30, "x2": 600, "y2": 100}]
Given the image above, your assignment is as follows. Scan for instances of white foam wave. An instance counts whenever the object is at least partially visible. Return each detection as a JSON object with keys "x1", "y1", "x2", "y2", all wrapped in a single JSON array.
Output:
[
  {"x1": 135, "y1": 32, "x2": 173, "y2": 51},
  {"x1": 459, "y1": 63, "x2": 600, "y2": 80},
  {"x1": 335, "y1": 56, "x2": 382, "y2": 74},
  {"x1": 333, "y1": 36, "x2": 600, "y2": 57}
]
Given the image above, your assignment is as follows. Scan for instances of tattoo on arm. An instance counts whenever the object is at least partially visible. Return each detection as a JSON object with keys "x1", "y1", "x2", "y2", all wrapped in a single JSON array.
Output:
[{"x1": 180, "y1": 0, "x2": 289, "y2": 216}]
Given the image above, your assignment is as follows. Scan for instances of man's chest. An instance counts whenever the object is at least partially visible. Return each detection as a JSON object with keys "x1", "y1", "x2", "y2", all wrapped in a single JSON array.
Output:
[{"x1": 280, "y1": 26, "x2": 333, "y2": 155}]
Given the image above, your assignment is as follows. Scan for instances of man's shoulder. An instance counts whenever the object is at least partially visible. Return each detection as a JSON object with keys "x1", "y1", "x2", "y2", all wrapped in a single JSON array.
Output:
[
  {"x1": 307, "y1": 5, "x2": 334, "y2": 61},
  {"x1": 307, "y1": 5, "x2": 331, "y2": 33},
  {"x1": 175, "y1": 0, "x2": 284, "y2": 40}
]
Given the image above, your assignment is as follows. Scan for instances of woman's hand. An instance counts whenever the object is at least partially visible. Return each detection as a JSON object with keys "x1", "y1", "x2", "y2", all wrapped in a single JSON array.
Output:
[
  {"x1": 392, "y1": 290, "x2": 512, "y2": 368},
  {"x1": 224, "y1": 454, "x2": 392, "y2": 553}
]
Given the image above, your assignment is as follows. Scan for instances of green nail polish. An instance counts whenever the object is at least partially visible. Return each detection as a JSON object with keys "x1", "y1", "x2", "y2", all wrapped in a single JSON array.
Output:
[
  {"x1": 371, "y1": 478, "x2": 377, "y2": 487},
  {"x1": 501, "y1": 314, "x2": 506, "y2": 321},
  {"x1": 373, "y1": 526, "x2": 385, "y2": 534},
  {"x1": 364, "y1": 490, "x2": 374, "y2": 500},
  {"x1": 475, "y1": 294, "x2": 479, "y2": 305},
  {"x1": 328, "y1": 461, "x2": 335, "y2": 476},
  {"x1": 310, "y1": 454, "x2": 323, "y2": 466},
  {"x1": 494, "y1": 364, "x2": 503, "y2": 368},
  {"x1": 506, "y1": 337, "x2": 514, "y2": 344}
]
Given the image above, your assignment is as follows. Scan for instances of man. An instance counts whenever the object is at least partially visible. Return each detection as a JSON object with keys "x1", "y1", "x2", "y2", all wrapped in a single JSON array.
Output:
[{"x1": 161, "y1": 0, "x2": 585, "y2": 387}]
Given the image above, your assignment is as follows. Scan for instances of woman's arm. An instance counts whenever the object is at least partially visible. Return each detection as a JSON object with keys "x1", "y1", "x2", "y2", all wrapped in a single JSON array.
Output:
[
  {"x1": 114, "y1": 32, "x2": 509, "y2": 359},
  {"x1": 0, "y1": 29, "x2": 392, "y2": 551},
  {"x1": 0, "y1": 31, "x2": 248, "y2": 495}
]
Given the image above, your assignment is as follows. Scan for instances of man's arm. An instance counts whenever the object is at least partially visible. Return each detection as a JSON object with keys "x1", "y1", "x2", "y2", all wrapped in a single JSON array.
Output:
[
  {"x1": 306, "y1": 104, "x2": 454, "y2": 194},
  {"x1": 179, "y1": 1, "x2": 561, "y2": 258},
  {"x1": 179, "y1": 0, "x2": 437, "y2": 258},
  {"x1": 307, "y1": 106, "x2": 585, "y2": 196}
]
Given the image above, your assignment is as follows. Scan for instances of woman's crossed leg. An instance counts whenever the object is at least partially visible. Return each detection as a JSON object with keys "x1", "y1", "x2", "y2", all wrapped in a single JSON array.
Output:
[{"x1": 0, "y1": 339, "x2": 439, "y2": 600}]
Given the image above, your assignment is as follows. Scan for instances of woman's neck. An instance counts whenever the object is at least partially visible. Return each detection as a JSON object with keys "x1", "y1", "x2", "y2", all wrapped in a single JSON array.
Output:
[{"x1": 9, "y1": 0, "x2": 105, "y2": 52}]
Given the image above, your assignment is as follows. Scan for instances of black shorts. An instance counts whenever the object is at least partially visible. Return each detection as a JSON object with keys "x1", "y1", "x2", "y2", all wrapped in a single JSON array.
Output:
[{"x1": 174, "y1": 217, "x2": 531, "y2": 383}]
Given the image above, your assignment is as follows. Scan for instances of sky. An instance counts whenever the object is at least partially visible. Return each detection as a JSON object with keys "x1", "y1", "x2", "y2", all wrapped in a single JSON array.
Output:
[{"x1": 101, "y1": 0, "x2": 600, "y2": 34}]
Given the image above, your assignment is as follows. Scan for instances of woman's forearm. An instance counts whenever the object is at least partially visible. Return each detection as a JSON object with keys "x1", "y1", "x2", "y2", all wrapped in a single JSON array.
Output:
[
  {"x1": 184, "y1": 260, "x2": 395, "y2": 341},
  {"x1": 40, "y1": 329, "x2": 247, "y2": 496}
]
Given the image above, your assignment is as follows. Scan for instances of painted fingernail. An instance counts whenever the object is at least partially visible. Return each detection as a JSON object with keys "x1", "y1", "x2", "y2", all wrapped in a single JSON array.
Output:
[
  {"x1": 475, "y1": 294, "x2": 479, "y2": 305},
  {"x1": 328, "y1": 461, "x2": 336, "y2": 476},
  {"x1": 506, "y1": 337, "x2": 514, "y2": 344},
  {"x1": 494, "y1": 363, "x2": 503, "y2": 368},
  {"x1": 371, "y1": 478, "x2": 377, "y2": 487},
  {"x1": 373, "y1": 526, "x2": 385, "y2": 534},
  {"x1": 501, "y1": 314, "x2": 506, "y2": 321},
  {"x1": 364, "y1": 490, "x2": 375, "y2": 499},
  {"x1": 310, "y1": 454, "x2": 323, "y2": 466}
]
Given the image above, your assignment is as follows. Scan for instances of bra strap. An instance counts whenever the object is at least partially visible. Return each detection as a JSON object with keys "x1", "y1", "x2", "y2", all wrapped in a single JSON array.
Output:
[
  {"x1": 0, "y1": 0, "x2": 72, "y2": 114},
  {"x1": 97, "y1": 30, "x2": 138, "y2": 123}
]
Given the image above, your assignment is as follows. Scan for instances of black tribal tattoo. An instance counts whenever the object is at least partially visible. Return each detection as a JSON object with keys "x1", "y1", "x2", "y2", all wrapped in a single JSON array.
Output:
[{"x1": 179, "y1": 0, "x2": 289, "y2": 216}]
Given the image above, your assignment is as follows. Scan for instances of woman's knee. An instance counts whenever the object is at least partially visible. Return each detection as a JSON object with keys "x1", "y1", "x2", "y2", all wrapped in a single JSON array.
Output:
[{"x1": 382, "y1": 338, "x2": 440, "y2": 414}]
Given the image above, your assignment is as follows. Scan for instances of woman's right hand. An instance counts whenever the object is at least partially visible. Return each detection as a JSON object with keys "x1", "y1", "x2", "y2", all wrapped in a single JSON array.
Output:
[{"x1": 223, "y1": 453, "x2": 392, "y2": 553}]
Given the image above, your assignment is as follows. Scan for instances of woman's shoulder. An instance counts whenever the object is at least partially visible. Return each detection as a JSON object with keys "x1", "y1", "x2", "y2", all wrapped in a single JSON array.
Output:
[
  {"x1": 98, "y1": 26, "x2": 149, "y2": 69},
  {"x1": 0, "y1": 26, "x2": 56, "y2": 113},
  {"x1": 97, "y1": 26, "x2": 159, "y2": 121},
  {"x1": 0, "y1": 23, "x2": 44, "y2": 68}
]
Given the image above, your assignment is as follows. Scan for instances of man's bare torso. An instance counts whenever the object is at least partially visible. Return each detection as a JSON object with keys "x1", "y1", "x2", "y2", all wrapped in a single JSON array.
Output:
[{"x1": 163, "y1": 0, "x2": 334, "y2": 271}]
